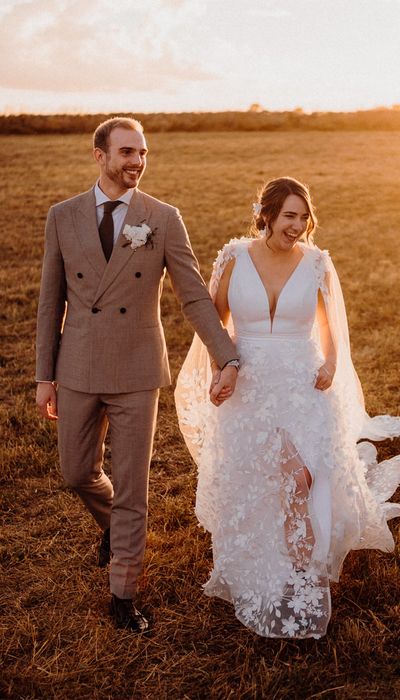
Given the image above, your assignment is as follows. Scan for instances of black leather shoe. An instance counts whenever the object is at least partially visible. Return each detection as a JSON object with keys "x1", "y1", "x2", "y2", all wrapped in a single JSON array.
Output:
[
  {"x1": 110, "y1": 594, "x2": 149, "y2": 632},
  {"x1": 98, "y1": 527, "x2": 111, "y2": 568}
]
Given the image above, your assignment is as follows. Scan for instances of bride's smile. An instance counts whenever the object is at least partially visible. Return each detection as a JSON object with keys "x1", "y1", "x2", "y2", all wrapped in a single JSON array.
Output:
[{"x1": 265, "y1": 193, "x2": 310, "y2": 252}]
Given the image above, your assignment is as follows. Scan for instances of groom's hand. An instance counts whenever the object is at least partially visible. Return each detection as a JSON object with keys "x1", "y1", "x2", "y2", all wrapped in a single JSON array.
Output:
[
  {"x1": 36, "y1": 382, "x2": 58, "y2": 420},
  {"x1": 209, "y1": 365, "x2": 238, "y2": 406}
]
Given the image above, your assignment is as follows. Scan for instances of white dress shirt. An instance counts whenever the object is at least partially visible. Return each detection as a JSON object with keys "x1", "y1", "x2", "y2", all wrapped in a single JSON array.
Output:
[{"x1": 94, "y1": 181, "x2": 134, "y2": 244}]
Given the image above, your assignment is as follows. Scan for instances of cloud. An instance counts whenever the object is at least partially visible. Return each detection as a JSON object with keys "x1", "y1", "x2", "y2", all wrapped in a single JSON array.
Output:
[
  {"x1": 247, "y1": 6, "x2": 292, "y2": 18},
  {"x1": 0, "y1": 0, "x2": 216, "y2": 93}
]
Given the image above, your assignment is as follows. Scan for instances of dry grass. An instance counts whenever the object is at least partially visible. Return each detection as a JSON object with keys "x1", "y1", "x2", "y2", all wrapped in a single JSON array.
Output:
[{"x1": 1, "y1": 131, "x2": 399, "y2": 699}]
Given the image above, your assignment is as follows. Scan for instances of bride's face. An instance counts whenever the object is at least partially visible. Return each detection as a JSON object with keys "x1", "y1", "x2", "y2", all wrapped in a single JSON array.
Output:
[{"x1": 267, "y1": 194, "x2": 310, "y2": 251}]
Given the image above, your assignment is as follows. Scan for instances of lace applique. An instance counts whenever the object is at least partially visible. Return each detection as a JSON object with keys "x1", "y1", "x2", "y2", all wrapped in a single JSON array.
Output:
[
  {"x1": 313, "y1": 247, "x2": 331, "y2": 296},
  {"x1": 209, "y1": 237, "x2": 250, "y2": 300}
]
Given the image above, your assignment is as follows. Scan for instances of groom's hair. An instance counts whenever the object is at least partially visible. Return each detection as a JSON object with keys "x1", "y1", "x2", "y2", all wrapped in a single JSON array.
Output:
[{"x1": 93, "y1": 117, "x2": 144, "y2": 153}]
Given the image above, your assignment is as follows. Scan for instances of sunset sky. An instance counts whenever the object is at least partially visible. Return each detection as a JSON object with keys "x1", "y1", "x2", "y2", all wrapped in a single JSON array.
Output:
[{"x1": 1, "y1": 0, "x2": 399, "y2": 114}]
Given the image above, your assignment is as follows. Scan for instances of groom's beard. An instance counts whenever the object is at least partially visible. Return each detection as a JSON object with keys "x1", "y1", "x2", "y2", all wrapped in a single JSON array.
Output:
[{"x1": 105, "y1": 162, "x2": 145, "y2": 190}]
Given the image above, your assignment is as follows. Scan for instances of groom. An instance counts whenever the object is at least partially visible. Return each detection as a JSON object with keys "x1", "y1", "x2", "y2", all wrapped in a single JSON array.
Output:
[{"x1": 36, "y1": 117, "x2": 239, "y2": 632}]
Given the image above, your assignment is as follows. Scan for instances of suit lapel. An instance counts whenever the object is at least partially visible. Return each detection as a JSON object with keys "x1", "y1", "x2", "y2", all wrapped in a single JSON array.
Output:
[
  {"x1": 73, "y1": 188, "x2": 107, "y2": 278},
  {"x1": 93, "y1": 189, "x2": 149, "y2": 304}
]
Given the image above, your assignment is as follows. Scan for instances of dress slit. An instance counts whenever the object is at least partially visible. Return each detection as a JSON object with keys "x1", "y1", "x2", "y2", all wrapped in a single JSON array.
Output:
[{"x1": 279, "y1": 429, "x2": 315, "y2": 571}]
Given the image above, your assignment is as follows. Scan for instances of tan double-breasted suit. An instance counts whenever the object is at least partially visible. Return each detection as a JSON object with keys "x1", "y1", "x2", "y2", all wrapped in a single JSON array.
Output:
[{"x1": 36, "y1": 186, "x2": 236, "y2": 598}]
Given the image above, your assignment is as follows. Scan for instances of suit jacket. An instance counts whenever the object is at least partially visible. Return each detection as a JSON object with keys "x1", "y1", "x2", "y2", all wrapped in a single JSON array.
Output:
[{"x1": 36, "y1": 187, "x2": 236, "y2": 393}]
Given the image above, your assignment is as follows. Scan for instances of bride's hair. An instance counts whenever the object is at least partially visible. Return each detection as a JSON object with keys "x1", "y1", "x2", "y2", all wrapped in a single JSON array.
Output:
[{"x1": 252, "y1": 177, "x2": 317, "y2": 242}]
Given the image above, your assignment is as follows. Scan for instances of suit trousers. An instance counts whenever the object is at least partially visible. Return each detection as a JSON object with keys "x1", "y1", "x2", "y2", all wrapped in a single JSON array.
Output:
[{"x1": 57, "y1": 385, "x2": 159, "y2": 599}]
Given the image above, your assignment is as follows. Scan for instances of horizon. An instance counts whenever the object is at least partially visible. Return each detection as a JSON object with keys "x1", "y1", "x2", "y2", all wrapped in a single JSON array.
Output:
[{"x1": 2, "y1": 104, "x2": 400, "y2": 118}]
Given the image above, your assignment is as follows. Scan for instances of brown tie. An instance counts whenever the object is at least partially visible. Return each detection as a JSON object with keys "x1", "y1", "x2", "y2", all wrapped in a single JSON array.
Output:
[{"x1": 99, "y1": 200, "x2": 122, "y2": 262}]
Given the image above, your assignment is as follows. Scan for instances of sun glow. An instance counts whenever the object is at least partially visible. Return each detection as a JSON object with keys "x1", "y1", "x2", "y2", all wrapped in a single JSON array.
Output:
[{"x1": 0, "y1": 0, "x2": 399, "y2": 114}]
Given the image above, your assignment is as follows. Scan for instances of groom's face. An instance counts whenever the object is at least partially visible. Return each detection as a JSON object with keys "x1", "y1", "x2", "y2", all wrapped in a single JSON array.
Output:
[{"x1": 96, "y1": 127, "x2": 148, "y2": 194}]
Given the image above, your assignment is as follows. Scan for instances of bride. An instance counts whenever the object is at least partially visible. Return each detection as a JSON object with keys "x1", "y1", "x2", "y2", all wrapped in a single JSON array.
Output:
[{"x1": 175, "y1": 177, "x2": 400, "y2": 639}]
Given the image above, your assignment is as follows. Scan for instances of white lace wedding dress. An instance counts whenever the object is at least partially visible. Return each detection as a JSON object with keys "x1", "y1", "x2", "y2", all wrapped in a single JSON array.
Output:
[{"x1": 175, "y1": 238, "x2": 400, "y2": 639}]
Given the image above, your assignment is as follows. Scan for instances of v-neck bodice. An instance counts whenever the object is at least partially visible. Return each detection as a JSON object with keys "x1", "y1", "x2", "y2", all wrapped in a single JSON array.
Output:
[{"x1": 228, "y1": 243, "x2": 318, "y2": 337}]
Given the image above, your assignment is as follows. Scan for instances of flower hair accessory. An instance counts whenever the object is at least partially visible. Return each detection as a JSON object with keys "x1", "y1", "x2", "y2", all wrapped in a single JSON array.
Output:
[
  {"x1": 252, "y1": 202, "x2": 262, "y2": 216},
  {"x1": 122, "y1": 222, "x2": 154, "y2": 251}
]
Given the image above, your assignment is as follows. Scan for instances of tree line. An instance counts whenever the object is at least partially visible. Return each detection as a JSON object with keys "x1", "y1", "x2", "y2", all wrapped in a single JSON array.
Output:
[{"x1": 1, "y1": 108, "x2": 400, "y2": 134}]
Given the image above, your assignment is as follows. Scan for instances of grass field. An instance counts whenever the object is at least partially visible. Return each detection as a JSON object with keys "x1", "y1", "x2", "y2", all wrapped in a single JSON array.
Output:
[{"x1": 1, "y1": 131, "x2": 399, "y2": 699}]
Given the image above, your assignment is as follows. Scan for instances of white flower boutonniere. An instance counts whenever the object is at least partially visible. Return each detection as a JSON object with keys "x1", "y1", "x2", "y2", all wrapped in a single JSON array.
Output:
[{"x1": 122, "y1": 222, "x2": 155, "y2": 251}]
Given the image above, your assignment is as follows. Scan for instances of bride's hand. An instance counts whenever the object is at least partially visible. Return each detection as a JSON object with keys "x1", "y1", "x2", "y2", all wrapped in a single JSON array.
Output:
[
  {"x1": 209, "y1": 366, "x2": 237, "y2": 406},
  {"x1": 209, "y1": 367, "x2": 221, "y2": 388},
  {"x1": 315, "y1": 362, "x2": 335, "y2": 391}
]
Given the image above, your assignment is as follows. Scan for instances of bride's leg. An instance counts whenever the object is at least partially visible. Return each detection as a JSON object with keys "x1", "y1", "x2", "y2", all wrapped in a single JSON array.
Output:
[
  {"x1": 311, "y1": 477, "x2": 332, "y2": 560},
  {"x1": 280, "y1": 430, "x2": 315, "y2": 570}
]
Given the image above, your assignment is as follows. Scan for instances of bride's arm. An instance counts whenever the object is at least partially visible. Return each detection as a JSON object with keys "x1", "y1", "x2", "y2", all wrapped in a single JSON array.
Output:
[
  {"x1": 213, "y1": 258, "x2": 235, "y2": 326},
  {"x1": 209, "y1": 258, "x2": 236, "y2": 401},
  {"x1": 315, "y1": 288, "x2": 337, "y2": 391}
]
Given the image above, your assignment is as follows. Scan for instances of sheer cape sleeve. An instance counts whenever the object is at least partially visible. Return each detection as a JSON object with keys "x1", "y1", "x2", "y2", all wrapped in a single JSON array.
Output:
[
  {"x1": 313, "y1": 247, "x2": 400, "y2": 446},
  {"x1": 174, "y1": 238, "x2": 244, "y2": 462}
]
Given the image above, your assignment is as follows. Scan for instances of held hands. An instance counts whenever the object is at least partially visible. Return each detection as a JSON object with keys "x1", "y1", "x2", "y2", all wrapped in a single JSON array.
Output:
[
  {"x1": 314, "y1": 362, "x2": 335, "y2": 391},
  {"x1": 209, "y1": 365, "x2": 238, "y2": 406},
  {"x1": 36, "y1": 382, "x2": 58, "y2": 420}
]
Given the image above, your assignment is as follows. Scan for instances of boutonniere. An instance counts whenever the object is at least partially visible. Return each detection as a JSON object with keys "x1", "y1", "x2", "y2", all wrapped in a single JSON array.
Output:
[{"x1": 122, "y1": 222, "x2": 156, "y2": 251}]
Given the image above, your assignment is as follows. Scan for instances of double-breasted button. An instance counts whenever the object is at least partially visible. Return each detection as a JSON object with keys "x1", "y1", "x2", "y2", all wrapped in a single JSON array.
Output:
[
  {"x1": 77, "y1": 272, "x2": 83, "y2": 279},
  {"x1": 135, "y1": 272, "x2": 142, "y2": 278},
  {"x1": 91, "y1": 307, "x2": 100, "y2": 314},
  {"x1": 120, "y1": 307, "x2": 127, "y2": 314}
]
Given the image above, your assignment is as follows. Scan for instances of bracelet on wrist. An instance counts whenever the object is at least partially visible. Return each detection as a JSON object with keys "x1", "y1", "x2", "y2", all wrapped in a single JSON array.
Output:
[{"x1": 224, "y1": 359, "x2": 240, "y2": 371}]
